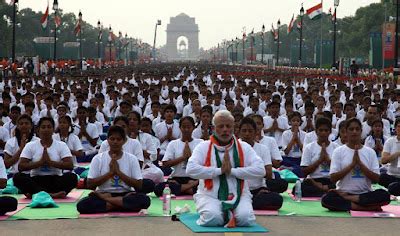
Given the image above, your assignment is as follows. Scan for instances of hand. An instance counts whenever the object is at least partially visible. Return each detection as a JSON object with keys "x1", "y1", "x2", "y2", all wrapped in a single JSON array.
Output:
[
  {"x1": 272, "y1": 119, "x2": 278, "y2": 130},
  {"x1": 166, "y1": 128, "x2": 173, "y2": 140},
  {"x1": 183, "y1": 141, "x2": 191, "y2": 159},
  {"x1": 320, "y1": 143, "x2": 330, "y2": 162},
  {"x1": 42, "y1": 147, "x2": 51, "y2": 165},
  {"x1": 221, "y1": 148, "x2": 232, "y2": 175},
  {"x1": 109, "y1": 158, "x2": 118, "y2": 175},
  {"x1": 20, "y1": 134, "x2": 27, "y2": 149},
  {"x1": 352, "y1": 147, "x2": 360, "y2": 166}
]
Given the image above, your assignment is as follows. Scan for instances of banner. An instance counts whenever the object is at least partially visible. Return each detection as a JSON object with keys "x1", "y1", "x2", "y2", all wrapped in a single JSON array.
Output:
[{"x1": 383, "y1": 22, "x2": 395, "y2": 60}]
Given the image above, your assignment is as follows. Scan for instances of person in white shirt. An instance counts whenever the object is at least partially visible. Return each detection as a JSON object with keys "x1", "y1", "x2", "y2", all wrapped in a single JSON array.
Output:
[
  {"x1": 155, "y1": 116, "x2": 202, "y2": 197},
  {"x1": 239, "y1": 117, "x2": 283, "y2": 210},
  {"x1": 0, "y1": 156, "x2": 17, "y2": 215},
  {"x1": 294, "y1": 117, "x2": 338, "y2": 197},
  {"x1": 128, "y1": 111, "x2": 164, "y2": 184},
  {"x1": 4, "y1": 114, "x2": 38, "y2": 177},
  {"x1": 251, "y1": 114, "x2": 288, "y2": 193},
  {"x1": 73, "y1": 106, "x2": 99, "y2": 162},
  {"x1": 3, "y1": 105, "x2": 20, "y2": 138},
  {"x1": 13, "y1": 117, "x2": 78, "y2": 199},
  {"x1": 186, "y1": 110, "x2": 265, "y2": 227},
  {"x1": 281, "y1": 112, "x2": 306, "y2": 177},
  {"x1": 364, "y1": 119, "x2": 388, "y2": 161},
  {"x1": 192, "y1": 106, "x2": 213, "y2": 140},
  {"x1": 334, "y1": 121, "x2": 347, "y2": 146},
  {"x1": 263, "y1": 101, "x2": 289, "y2": 148},
  {"x1": 321, "y1": 118, "x2": 390, "y2": 211},
  {"x1": 155, "y1": 104, "x2": 181, "y2": 159},
  {"x1": 76, "y1": 126, "x2": 150, "y2": 214},
  {"x1": 53, "y1": 115, "x2": 84, "y2": 168},
  {"x1": 380, "y1": 118, "x2": 400, "y2": 196}
]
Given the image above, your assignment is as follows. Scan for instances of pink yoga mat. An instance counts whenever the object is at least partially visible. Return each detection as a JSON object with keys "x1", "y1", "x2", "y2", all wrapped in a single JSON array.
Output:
[
  {"x1": 254, "y1": 210, "x2": 279, "y2": 216},
  {"x1": 0, "y1": 205, "x2": 26, "y2": 220},
  {"x1": 159, "y1": 195, "x2": 193, "y2": 200},
  {"x1": 288, "y1": 193, "x2": 321, "y2": 201},
  {"x1": 351, "y1": 205, "x2": 400, "y2": 218},
  {"x1": 80, "y1": 211, "x2": 146, "y2": 218},
  {"x1": 18, "y1": 190, "x2": 84, "y2": 204}
]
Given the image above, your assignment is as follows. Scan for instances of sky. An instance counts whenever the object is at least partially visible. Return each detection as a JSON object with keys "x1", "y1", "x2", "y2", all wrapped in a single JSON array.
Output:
[{"x1": 17, "y1": 0, "x2": 379, "y2": 49}]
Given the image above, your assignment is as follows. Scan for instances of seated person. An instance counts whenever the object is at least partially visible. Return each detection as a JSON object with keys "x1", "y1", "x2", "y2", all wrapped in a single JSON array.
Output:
[
  {"x1": 294, "y1": 117, "x2": 338, "y2": 197},
  {"x1": 321, "y1": 118, "x2": 390, "y2": 212},
  {"x1": 77, "y1": 126, "x2": 150, "y2": 214},
  {"x1": 13, "y1": 117, "x2": 78, "y2": 199},
  {"x1": 155, "y1": 117, "x2": 202, "y2": 197},
  {"x1": 187, "y1": 110, "x2": 265, "y2": 227},
  {"x1": 0, "y1": 156, "x2": 18, "y2": 215},
  {"x1": 239, "y1": 117, "x2": 283, "y2": 210},
  {"x1": 380, "y1": 118, "x2": 400, "y2": 196}
]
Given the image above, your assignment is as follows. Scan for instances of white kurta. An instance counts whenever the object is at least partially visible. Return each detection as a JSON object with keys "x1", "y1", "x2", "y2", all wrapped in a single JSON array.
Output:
[{"x1": 186, "y1": 140, "x2": 265, "y2": 226}]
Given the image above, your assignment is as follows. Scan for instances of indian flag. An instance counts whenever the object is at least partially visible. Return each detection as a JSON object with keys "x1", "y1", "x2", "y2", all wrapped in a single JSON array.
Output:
[
  {"x1": 40, "y1": 4, "x2": 49, "y2": 30},
  {"x1": 306, "y1": 2, "x2": 323, "y2": 20}
]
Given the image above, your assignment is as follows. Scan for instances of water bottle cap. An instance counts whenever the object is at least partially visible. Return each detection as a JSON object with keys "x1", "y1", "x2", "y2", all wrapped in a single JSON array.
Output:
[{"x1": 165, "y1": 184, "x2": 169, "y2": 187}]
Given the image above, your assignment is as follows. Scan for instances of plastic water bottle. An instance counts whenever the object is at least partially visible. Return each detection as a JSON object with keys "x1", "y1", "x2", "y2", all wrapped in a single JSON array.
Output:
[
  {"x1": 162, "y1": 184, "x2": 171, "y2": 216},
  {"x1": 295, "y1": 179, "x2": 302, "y2": 202}
]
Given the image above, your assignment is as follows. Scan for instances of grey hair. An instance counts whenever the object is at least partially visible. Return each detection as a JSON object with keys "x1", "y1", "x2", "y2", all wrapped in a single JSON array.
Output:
[{"x1": 212, "y1": 110, "x2": 235, "y2": 126}]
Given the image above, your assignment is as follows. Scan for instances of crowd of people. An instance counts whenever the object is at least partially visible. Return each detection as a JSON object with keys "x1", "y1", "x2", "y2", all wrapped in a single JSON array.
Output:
[{"x1": 0, "y1": 63, "x2": 399, "y2": 227}]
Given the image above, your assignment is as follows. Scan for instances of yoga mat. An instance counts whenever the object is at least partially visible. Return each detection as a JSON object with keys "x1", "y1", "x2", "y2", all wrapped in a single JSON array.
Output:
[
  {"x1": 80, "y1": 211, "x2": 147, "y2": 219},
  {"x1": 159, "y1": 195, "x2": 193, "y2": 200},
  {"x1": 9, "y1": 203, "x2": 79, "y2": 220},
  {"x1": 179, "y1": 213, "x2": 268, "y2": 233},
  {"x1": 278, "y1": 193, "x2": 351, "y2": 218},
  {"x1": 18, "y1": 190, "x2": 84, "y2": 204},
  {"x1": 147, "y1": 198, "x2": 196, "y2": 217},
  {"x1": 288, "y1": 193, "x2": 321, "y2": 202},
  {"x1": 0, "y1": 205, "x2": 26, "y2": 220},
  {"x1": 254, "y1": 210, "x2": 279, "y2": 216},
  {"x1": 351, "y1": 205, "x2": 400, "y2": 218}
]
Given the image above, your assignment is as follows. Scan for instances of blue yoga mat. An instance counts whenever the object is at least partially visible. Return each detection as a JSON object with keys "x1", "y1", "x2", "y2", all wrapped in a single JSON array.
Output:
[{"x1": 179, "y1": 213, "x2": 269, "y2": 233}]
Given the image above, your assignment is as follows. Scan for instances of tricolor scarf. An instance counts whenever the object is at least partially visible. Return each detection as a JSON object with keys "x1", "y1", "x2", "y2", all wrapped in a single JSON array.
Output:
[{"x1": 204, "y1": 135, "x2": 244, "y2": 228}]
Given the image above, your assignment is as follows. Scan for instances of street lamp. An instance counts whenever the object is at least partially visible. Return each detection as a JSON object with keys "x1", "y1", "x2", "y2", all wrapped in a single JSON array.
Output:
[
  {"x1": 235, "y1": 37, "x2": 239, "y2": 64},
  {"x1": 261, "y1": 24, "x2": 265, "y2": 64},
  {"x1": 118, "y1": 31, "x2": 122, "y2": 61},
  {"x1": 78, "y1": 11, "x2": 83, "y2": 69},
  {"x1": 53, "y1": 0, "x2": 59, "y2": 62},
  {"x1": 250, "y1": 30, "x2": 254, "y2": 64},
  {"x1": 108, "y1": 25, "x2": 113, "y2": 63},
  {"x1": 242, "y1": 32, "x2": 246, "y2": 65},
  {"x1": 11, "y1": 0, "x2": 18, "y2": 63},
  {"x1": 299, "y1": 5, "x2": 304, "y2": 67},
  {"x1": 97, "y1": 20, "x2": 101, "y2": 63},
  {"x1": 394, "y1": 0, "x2": 399, "y2": 77},
  {"x1": 332, "y1": 0, "x2": 340, "y2": 69},
  {"x1": 152, "y1": 19, "x2": 161, "y2": 62},
  {"x1": 276, "y1": 19, "x2": 281, "y2": 66},
  {"x1": 125, "y1": 33, "x2": 128, "y2": 66}
]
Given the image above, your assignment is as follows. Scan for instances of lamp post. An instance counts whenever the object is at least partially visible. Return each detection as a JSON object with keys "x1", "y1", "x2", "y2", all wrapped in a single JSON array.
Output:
[
  {"x1": 276, "y1": 19, "x2": 281, "y2": 66},
  {"x1": 250, "y1": 30, "x2": 254, "y2": 64},
  {"x1": 11, "y1": 0, "x2": 18, "y2": 63},
  {"x1": 53, "y1": 0, "x2": 59, "y2": 61},
  {"x1": 261, "y1": 24, "x2": 265, "y2": 64},
  {"x1": 230, "y1": 39, "x2": 234, "y2": 64},
  {"x1": 78, "y1": 11, "x2": 83, "y2": 69},
  {"x1": 118, "y1": 31, "x2": 122, "y2": 61},
  {"x1": 108, "y1": 25, "x2": 112, "y2": 63},
  {"x1": 152, "y1": 19, "x2": 161, "y2": 62},
  {"x1": 394, "y1": 0, "x2": 399, "y2": 77},
  {"x1": 125, "y1": 33, "x2": 128, "y2": 66},
  {"x1": 97, "y1": 20, "x2": 101, "y2": 63},
  {"x1": 299, "y1": 6, "x2": 304, "y2": 67},
  {"x1": 242, "y1": 32, "x2": 246, "y2": 65},
  {"x1": 332, "y1": 0, "x2": 339, "y2": 69},
  {"x1": 235, "y1": 37, "x2": 239, "y2": 64}
]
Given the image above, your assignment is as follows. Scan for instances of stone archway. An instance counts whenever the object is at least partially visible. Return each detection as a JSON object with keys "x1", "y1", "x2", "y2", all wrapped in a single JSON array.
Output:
[{"x1": 166, "y1": 13, "x2": 199, "y2": 61}]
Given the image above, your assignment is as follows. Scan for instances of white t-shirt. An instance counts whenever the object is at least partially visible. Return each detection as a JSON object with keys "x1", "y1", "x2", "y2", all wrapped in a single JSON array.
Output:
[
  {"x1": 330, "y1": 145, "x2": 379, "y2": 194},
  {"x1": 88, "y1": 151, "x2": 142, "y2": 193},
  {"x1": 281, "y1": 129, "x2": 306, "y2": 158},
  {"x1": 20, "y1": 139, "x2": 72, "y2": 177},
  {"x1": 2, "y1": 121, "x2": 16, "y2": 138},
  {"x1": 301, "y1": 141, "x2": 339, "y2": 179},
  {"x1": 135, "y1": 132, "x2": 158, "y2": 163},
  {"x1": 0, "y1": 126, "x2": 10, "y2": 155},
  {"x1": 162, "y1": 139, "x2": 203, "y2": 177},
  {"x1": 0, "y1": 156, "x2": 6, "y2": 179},
  {"x1": 247, "y1": 142, "x2": 271, "y2": 190},
  {"x1": 5, "y1": 136, "x2": 40, "y2": 174},
  {"x1": 258, "y1": 136, "x2": 282, "y2": 161},
  {"x1": 73, "y1": 123, "x2": 99, "y2": 154},
  {"x1": 364, "y1": 135, "x2": 388, "y2": 160},
  {"x1": 99, "y1": 137, "x2": 144, "y2": 162},
  {"x1": 155, "y1": 121, "x2": 181, "y2": 155},
  {"x1": 303, "y1": 131, "x2": 337, "y2": 147},
  {"x1": 53, "y1": 133, "x2": 83, "y2": 166},
  {"x1": 383, "y1": 137, "x2": 400, "y2": 177},
  {"x1": 263, "y1": 116, "x2": 289, "y2": 147}
]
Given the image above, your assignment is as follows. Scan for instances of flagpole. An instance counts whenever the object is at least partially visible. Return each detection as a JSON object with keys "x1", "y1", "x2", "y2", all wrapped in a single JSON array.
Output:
[{"x1": 320, "y1": 0, "x2": 323, "y2": 70}]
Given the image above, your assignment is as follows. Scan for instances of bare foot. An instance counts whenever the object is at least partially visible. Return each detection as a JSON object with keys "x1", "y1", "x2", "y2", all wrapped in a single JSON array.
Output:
[
  {"x1": 51, "y1": 191, "x2": 67, "y2": 199},
  {"x1": 24, "y1": 193, "x2": 32, "y2": 199}
]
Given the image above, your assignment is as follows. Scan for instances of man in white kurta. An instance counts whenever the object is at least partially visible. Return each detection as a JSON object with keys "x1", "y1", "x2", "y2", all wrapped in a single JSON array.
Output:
[{"x1": 186, "y1": 110, "x2": 265, "y2": 227}]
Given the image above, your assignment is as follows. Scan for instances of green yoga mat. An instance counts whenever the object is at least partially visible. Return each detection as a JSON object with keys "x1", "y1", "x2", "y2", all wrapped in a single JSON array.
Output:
[
  {"x1": 180, "y1": 213, "x2": 268, "y2": 233},
  {"x1": 9, "y1": 203, "x2": 79, "y2": 220},
  {"x1": 147, "y1": 197, "x2": 196, "y2": 216}
]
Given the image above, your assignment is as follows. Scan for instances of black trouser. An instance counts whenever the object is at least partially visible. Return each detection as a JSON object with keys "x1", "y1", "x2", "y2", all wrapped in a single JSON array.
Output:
[
  {"x1": 379, "y1": 173, "x2": 400, "y2": 196},
  {"x1": 266, "y1": 178, "x2": 289, "y2": 193},
  {"x1": 321, "y1": 189, "x2": 390, "y2": 211},
  {"x1": 154, "y1": 177, "x2": 197, "y2": 197},
  {"x1": 0, "y1": 196, "x2": 18, "y2": 215},
  {"x1": 251, "y1": 187, "x2": 283, "y2": 210},
  {"x1": 291, "y1": 178, "x2": 336, "y2": 197},
  {"x1": 13, "y1": 172, "x2": 78, "y2": 195},
  {"x1": 77, "y1": 192, "x2": 150, "y2": 214},
  {"x1": 139, "y1": 179, "x2": 155, "y2": 194}
]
